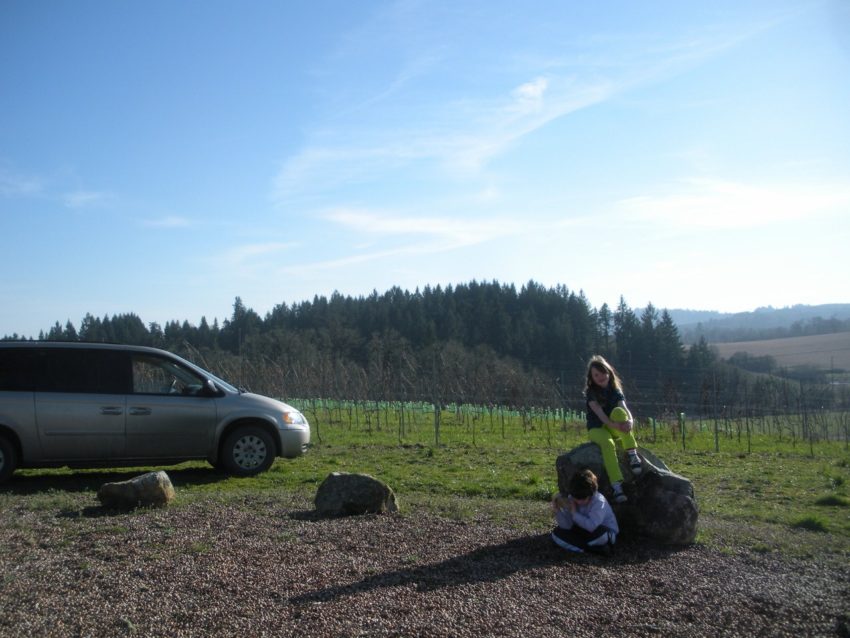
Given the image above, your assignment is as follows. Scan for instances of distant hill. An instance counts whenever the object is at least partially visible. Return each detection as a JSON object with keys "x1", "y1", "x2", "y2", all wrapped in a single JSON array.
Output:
[
  {"x1": 710, "y1": 331, "x2": 850, "y2": 372},
  {"x1": 667, "y1": 304, "x2": 850, "y2": 344},
  {"x1": 663, "y1": 309, "x2": 727, "y2": 325}
]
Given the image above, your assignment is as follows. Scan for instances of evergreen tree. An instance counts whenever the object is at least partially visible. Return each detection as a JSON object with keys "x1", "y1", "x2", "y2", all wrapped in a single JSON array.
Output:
[
  {"x1": 597, "y1": 303, "x2": 612, "y2": 354},
  {"x1": 613, "y1": 296, "x2": 639, "y2": 376},
  {"x1": 79, "y1": 313, "x2": 103, "y2": 342},
  {"x1": 656, "y1": 310, "x2": 684, "y2": 372}
]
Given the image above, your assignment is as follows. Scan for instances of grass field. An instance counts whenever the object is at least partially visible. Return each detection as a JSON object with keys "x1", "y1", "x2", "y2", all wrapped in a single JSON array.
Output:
[
  {"x1": 711, "y1": 330, "x2": 850, "y2": 371},
  {"x1": 288, "y1": 399, "x2": 849, "y2": 451},
  {"x1": 6, "y1": 410, "x2": 850, "y2": 560}
]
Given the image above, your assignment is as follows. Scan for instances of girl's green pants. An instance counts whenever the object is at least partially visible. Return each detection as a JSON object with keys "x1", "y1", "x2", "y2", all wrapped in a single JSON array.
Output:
[{"x1": 588, "y1": 425, "x2": 638, "y2": 485}]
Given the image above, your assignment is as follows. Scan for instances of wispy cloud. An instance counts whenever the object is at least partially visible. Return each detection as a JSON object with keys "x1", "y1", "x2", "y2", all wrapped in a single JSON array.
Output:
[
  {"x1": 447, "y1": 76, "x2": 615, "y2": 171},
  {"x1": 63, "y1": 190, "x2": 111, "y2": 209},
  {"x1": 274, "y1": 75, "x2": 614, "y2": 202},
  {"x1": 324, "y1": 207, "x2": 524, "y2": 244},
  {"x1": 510, "y1": 77, "x2": 548, "y2": 110},
  {"x1": 142, "y1": 216, "x2": 194, "y2": 229},
  {"x1": 335, "y1": 52, "x2": 446, "y2": 119},
  {"x1": 280, "y1": 207, "x2": 526, "y2": 277},
  {"x1": 274, "y1": 146, "x2": 416, "y2": 201},
  {"x1": 222, "y1": 241, "x2": 297, "y2": 266},
  {"x1": 273, "y1": 8, "x2": 772, "y2": 204},
  {"x1": 617, "y1": 178, "x2": 850, "y2": 230},
  {"x1": 1, "y1": 168, "x2": 116, "y2": 210},
  {"x1": 281, "y1": 243, "x2": 440, "y2": 276},
  {"x1": 0, "y1": 167, "x2": 43, "y2": 197}
]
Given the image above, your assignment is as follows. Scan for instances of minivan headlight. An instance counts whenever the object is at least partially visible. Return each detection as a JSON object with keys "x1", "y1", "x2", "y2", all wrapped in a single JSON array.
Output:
[{"x1": 282, "y1": 410, "x2": 306, "y2": 426}]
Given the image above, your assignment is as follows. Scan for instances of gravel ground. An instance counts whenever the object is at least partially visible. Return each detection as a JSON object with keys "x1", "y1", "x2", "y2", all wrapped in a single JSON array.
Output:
[{"x1": 1, "y1": 497, "x2": 849, "y2": 638}]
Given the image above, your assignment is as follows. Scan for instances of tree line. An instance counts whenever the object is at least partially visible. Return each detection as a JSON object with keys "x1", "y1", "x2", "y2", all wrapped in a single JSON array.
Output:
[{"x1": 4, "y1": 280, "x2": 846, "y2": 417}]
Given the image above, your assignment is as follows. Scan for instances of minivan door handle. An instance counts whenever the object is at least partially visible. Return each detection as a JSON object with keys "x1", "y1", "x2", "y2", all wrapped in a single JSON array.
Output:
[
  {"x1": 100, "y1": 406, "x2": 124, "y2": 416},
  {"x1": 129, "y1": 407, "x2": 152, "y2": 416}
]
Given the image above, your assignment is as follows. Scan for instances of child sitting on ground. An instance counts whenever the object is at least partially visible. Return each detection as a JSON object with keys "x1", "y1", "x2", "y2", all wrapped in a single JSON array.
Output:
[{"x1": 550, "y1": 468, "x2": 618, "y2": 554}]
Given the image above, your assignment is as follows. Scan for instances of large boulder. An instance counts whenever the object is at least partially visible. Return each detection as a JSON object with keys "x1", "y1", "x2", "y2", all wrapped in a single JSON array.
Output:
[
  {"x1": 97, "y1": 470, "x2": 176, "y2": 509},
  {"x1": 556, "y1": 443, "x2": 698, "y2": 545},
  {"x1": 315, "y1": 472, "x2": 398, "y2": 516}
]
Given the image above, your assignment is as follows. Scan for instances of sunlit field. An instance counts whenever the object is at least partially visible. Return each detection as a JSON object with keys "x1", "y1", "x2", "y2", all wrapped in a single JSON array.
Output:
[{"x1": 7, "y1": 401, "x2": 849, "y2": 559}]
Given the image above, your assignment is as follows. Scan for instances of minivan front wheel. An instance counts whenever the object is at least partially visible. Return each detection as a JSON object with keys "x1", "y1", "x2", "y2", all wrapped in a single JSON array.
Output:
[
  {"x1": 0, "y1": 435, "x2": 17, "y2": 483},
  {"x1": 221, "y1": 426, "x2": 276, "y2": 477}
]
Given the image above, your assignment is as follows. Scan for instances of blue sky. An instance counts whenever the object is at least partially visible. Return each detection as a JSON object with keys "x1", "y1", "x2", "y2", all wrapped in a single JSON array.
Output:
[{"x1": 2, "y1": 0, "x2": 849, "y2": 338}]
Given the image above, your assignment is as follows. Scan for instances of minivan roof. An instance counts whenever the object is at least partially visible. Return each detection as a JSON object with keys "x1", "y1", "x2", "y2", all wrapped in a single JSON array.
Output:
[
  {"x1": 0, "y1": 342, "x2": 175, "y2": 356},
  {"x1": 0, "y1": 341, "x2": 240, "y2": 391}
]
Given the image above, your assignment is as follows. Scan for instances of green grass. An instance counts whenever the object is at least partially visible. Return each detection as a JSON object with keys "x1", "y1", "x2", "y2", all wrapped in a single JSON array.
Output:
[
  {"x1": 815, "y1": 494, "x2": 850, "y2": 507},
  {"x1": 791, "y1": 516, "x2": 829, "y2": 532},
  {"x1": 4, "y1": 410, "x2": 850, "y2": 559}
]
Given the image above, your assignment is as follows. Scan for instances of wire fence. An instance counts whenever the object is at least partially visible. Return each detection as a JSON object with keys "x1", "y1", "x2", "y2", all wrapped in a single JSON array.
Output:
[
  {"x1": 175, "y1": 343, "x2": 850, "y2": 454},
  {"x1": 285, "y1": 397, "x2": 850, "y2": 456}
]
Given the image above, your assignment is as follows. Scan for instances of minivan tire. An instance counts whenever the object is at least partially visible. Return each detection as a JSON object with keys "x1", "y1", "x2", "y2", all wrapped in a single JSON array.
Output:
[
  {"x1": 0, "y1": 435, "x2": 17, "y2": 484},
  {"x1": 220, "y1": 426, "x2": 275, "y2": 477}
]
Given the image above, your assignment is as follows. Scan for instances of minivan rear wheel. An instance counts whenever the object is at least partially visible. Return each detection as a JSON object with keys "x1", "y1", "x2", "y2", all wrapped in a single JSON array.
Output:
[
  {"x1": 221, "y1": 426, "x2": 275, "y2": 477},
  {"x1": 0, "y1": 435, "x2": 17, "y2": 484}
]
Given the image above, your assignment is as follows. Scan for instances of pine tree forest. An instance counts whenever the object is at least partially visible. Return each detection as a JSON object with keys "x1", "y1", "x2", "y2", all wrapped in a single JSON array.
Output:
[{"x1": 5, "y1": 280, "x2": 847, "y2": 420}]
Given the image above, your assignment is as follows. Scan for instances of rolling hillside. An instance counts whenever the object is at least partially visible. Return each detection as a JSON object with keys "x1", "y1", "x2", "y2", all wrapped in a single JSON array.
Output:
[
  {"x1": 711, "y1": 331, "x2": 850, "y2": 371},
  {"x1": 674, "y1": 303, "x2": 850, "y2": 343}
]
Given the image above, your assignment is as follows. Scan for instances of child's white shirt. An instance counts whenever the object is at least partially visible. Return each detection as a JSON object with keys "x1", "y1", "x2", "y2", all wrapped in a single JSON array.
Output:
[{"x1": 556, "y1": 491, "x2": 619, "y2": 533}]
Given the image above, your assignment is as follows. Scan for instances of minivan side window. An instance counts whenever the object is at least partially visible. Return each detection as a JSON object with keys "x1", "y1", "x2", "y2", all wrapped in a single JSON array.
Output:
[
  {"x1": 131, "y1": 355, "x2": 207, "y2": 396},
  {"x1": 0, "y1": 349, "x2": 37, "y2": 392},
  {"x1": 39, "y1": 349, "x2": 130, "y2": 394}
]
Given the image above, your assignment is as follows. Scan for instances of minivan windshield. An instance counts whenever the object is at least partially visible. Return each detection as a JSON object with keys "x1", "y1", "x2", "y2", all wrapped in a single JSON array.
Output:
[
  {"x1": 207, "y1": 371, "x2": 239, "y2": 394},
  {"x1": 176, "y1": 355, "x2": 240, "y2": 394}
]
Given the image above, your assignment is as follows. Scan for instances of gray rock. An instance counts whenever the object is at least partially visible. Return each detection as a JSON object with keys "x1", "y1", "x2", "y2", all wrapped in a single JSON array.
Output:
[
  {"x1": 98, "y1": 470, "x2": 176, "y2": 509},
  {"x1": 315, "y1": 472, "x2": 398, "y2": 516},
  {"x1": 556, "y1": 443, "x2": 698, "y2": 545}
]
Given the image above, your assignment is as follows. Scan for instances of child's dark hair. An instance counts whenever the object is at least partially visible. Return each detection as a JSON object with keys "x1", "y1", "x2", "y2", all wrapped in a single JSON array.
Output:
[{"x1": 568, "y1": 468, "x2": 598, "y2": 499}]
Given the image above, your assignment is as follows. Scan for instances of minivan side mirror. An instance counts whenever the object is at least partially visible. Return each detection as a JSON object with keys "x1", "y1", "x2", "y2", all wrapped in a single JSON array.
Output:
[{"x1": 202, "y1": 379, "x2": 223, "y2": 397}]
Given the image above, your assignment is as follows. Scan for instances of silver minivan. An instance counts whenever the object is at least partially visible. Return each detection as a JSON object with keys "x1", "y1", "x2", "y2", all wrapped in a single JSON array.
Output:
[{"x1": 0, "y1": 342, "x2": 310, "y2": 482}]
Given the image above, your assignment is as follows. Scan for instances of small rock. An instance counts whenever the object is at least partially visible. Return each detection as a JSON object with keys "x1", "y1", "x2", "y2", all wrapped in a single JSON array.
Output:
[
  {"x1": 97, "y1": 470, "x2": 176, "y2": 509},
  {"x1": 315, "y1": 472, "x2": 398, "y2": 516}
]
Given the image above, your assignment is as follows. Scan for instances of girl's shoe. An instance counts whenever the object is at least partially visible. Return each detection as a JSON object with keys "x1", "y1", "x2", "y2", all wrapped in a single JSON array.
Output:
[{"x1": 612, "y1": 481, "x2": 627, "y2": 503}]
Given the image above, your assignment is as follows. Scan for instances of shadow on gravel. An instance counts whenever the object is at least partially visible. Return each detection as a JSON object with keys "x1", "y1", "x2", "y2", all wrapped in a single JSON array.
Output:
[
  {"x1": 57, "y1": 505, "x2": 136, "y2": 519},
  {"x1": 288, "y1": 510, "x2": 329, "y2": 521},
  {"x1": 0, "y1": 465, "x2": 228, "y2": 495},
  {"x1": 287, "y1": 510, "x2": 397, "y2": 522},
  {"x1": 290, "y1": 532, "x2": 689, "y2": 604}
]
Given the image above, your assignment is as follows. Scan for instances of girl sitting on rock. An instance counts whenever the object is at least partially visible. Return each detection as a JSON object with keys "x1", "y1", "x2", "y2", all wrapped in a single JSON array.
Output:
[{"x1": 584, "y1": 355, "x2": 642, "y2": 503}]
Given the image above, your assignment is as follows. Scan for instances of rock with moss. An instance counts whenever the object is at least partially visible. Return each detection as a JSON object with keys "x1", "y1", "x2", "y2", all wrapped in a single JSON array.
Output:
[
  {"x1": 97, "y1": 470, "x2": 176, "y2": 509},
  {"x1": 315, "y1": 472, "x2": 398, "y2": 516}
]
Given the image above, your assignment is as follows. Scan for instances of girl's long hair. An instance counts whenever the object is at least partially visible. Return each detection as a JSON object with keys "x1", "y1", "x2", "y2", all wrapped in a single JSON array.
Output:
[{"x1": 584, "y1": 355, "x2": 624, "y2": 399}]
